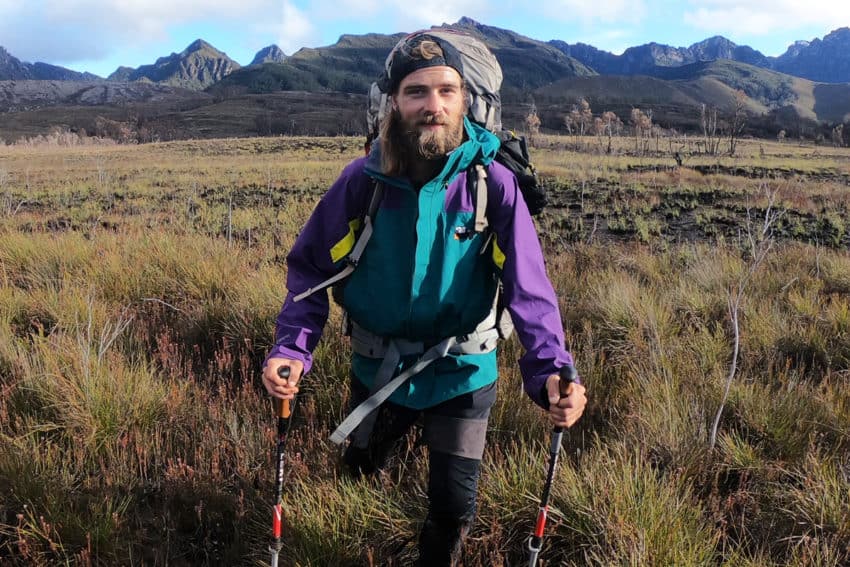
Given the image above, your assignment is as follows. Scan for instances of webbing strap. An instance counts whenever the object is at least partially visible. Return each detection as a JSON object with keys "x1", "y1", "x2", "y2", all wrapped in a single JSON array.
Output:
[
  {"x1": 349, "y1": 341, "x2": 402, "y2": 449},
  {"x1": 330, "y1": 326, "x2": 501, "y2": 445},
  {"x1": 292, "y1": 182, "x2": 384, "y2": 303},
  {"x1": 350, "y1": 322, "x2": 500, "y2": 359},
  {"x1": 474, "y1": 164, "x2": 489, "y2": 233},
  {"x1": 329, "y1": 336, "x2": 458, "y2": 445}
]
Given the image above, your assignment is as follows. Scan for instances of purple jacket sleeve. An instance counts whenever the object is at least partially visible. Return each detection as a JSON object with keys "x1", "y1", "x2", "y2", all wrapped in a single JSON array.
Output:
[
  {"x1": 264, "y1": 158, "x2": 371, "y2": 374},
  {"x1": 486, "y1": 163, "x2": 576, "y2": 408}
]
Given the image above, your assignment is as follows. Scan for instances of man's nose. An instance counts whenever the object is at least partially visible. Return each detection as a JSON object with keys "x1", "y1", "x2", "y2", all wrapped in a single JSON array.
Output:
[{"x1": 422, "y1": 90, "x2": 441, "y2": 113}]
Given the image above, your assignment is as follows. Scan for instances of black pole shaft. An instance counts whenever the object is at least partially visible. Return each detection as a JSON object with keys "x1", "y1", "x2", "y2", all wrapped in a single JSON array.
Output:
[
  {"x1": 270, "y1": 366, "x2": 293, "y2": 567},
  {"x1": 528, "y1": 365, "x2": 576, "y2": 566}
]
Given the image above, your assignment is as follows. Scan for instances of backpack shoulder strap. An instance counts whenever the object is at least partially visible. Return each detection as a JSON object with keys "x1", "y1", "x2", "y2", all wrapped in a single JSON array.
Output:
[
  {"x1": 366, "y1": 179, "x2": 383, "y2": 220},
  {"x1": 292, "y1": 180, "x2": 383, "y2": 302},
  {"x1": 473, "y1": 163, "x2": 489, "y2": 234}
]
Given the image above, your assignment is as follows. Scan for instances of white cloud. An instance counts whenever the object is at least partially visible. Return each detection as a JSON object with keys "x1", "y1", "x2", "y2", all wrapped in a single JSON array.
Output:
[
  {"x1": 316, "y1": 0, "x2": 382, "y2": 18},
  {"x1": 387, "y1": 0, "x2": 490, "y2": 30},
  {"x1": 0, "y1": 0, "x2": 279, "y2": 63},
  {"x1": 9, "y1": 0, "x2": 849, "y2": 74},
  {"x1": 573, "y1": 29, "x2": 633, "y2": 54},
  {"x1": 308, "y1": 0, "x2": 490, "y2": 36},
  {"x1": 276, "y1": 0, "x2": 317, "y2": 54},
  {"x1": 540, "y1": 0, "x2": 646, "y2": 24},
  {"x1": 684, "y1": 0, "x2": 850, "y2": 37}
]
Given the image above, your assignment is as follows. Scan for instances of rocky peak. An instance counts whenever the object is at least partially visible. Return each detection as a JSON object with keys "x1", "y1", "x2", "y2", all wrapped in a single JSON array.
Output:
[
  {"x1": 689, "y1": 36, "x2": 737, "y2": 59},
  {"x1": 182, "y1": 39, "x2": 216, "y2": 56},
  {"x1": 250, "y1": 45, "x2": 286, "y2": 65},
  {"x1": 107, "y1": 39, "x2": 240, "y2": 90}
]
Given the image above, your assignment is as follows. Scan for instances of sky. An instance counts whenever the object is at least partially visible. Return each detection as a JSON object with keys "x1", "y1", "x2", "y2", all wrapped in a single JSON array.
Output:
[{"x1": 2, "y1": 0, "x2": 850, "y2": 78}]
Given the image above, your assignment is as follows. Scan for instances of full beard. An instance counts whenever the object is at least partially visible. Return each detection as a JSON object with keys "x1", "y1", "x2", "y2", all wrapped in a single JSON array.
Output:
[{"x1": 401, "y1": 112, "x2": 465, "y2": 161}]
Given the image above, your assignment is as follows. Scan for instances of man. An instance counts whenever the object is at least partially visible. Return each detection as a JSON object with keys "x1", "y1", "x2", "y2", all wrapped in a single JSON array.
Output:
[{"x1": 262, "y1": 32, "x2": 586, "y2": 565}]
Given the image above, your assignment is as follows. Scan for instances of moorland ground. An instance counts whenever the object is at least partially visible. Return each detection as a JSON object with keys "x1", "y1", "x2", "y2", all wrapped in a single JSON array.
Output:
[{"x1": 0, "y1": 135, "x2": 848, "y2": 565}]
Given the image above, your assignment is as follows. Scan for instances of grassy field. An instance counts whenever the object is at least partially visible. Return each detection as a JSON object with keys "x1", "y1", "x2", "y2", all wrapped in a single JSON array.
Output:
[{"x1": 0, "y1": 134, "x2": 848, "y2": 566}]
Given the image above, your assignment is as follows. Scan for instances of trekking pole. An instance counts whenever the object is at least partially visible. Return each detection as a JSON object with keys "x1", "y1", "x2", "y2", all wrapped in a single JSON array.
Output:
[
  {"x1": 270, "y1": 366, "x2": 295, "y2": 567},
  {"x1": 527, "y1": 365, "x2": 577, "y2": 567}
]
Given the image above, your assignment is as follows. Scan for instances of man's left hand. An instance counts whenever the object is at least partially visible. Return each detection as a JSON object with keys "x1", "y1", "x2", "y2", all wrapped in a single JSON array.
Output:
[{"x1": 545, "y1": 375, "x2": 587, "y2": 428}]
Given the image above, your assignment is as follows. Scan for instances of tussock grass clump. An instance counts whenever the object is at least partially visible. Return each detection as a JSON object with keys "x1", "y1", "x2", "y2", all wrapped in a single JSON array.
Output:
[
  {"x1": 507, "y1": 441, "x2": 722, "y2": 566},
  {"x1": 779, "y1": 454, "x2": 850, "y2": 545},
  {"x1": 1, "y1": 138, "x2": 849, "y2": 565}
]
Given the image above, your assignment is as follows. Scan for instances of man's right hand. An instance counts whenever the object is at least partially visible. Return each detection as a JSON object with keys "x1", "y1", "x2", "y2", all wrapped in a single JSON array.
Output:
[{"x1": 262, "y1": 358, "x2": 304, "y2": 400}]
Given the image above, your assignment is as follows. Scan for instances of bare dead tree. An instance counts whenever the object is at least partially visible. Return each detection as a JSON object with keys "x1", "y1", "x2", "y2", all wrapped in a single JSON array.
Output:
[
  {"x1": 832, "y1": 124, "x2": 844, "y2": 148},
  {"x1": 709, "y1": 184, "x2": 786, "y2": 450},
  {"x1": 525, "y1": 104, "x2": 541, "y2": 144},
  {"x1": 630, "y1": 108, "x2": 652, "y2": 154},
  {"x1": 701, "y1": 103, "x2": 721, "y2": 155},
  {"x1": 728, "y1": 90, "x2": 748, "y2": 156}
]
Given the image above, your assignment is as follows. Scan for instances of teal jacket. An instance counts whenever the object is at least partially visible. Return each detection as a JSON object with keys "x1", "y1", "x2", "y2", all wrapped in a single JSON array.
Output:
[
  {"x1": 268, "y1": 117, "x2": 574, "y2": 410},
  {"x1": 345, "y1": 118, "x2": 501, "y2": 408}
]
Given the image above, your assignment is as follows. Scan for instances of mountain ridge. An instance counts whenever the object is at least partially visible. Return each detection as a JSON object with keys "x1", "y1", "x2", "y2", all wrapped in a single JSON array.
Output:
[
  {"x1": 2, "y1": 19, "x2": 850, "y2": 143},
  {"x1": 4, "y1": 22, "x2": 850, "y2": 87},
  {"x1": 0, "y1": 46, "x2": 100, "y2": 81},
  {"x1": 106, "y1": 39, "x2": 240, "y2": 89}
]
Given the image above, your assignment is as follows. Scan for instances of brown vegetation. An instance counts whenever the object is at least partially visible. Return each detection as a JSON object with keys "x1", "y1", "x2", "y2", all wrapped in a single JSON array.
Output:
[{"x1": 0, "y1": 135, "x2": 848, "y2": 565}]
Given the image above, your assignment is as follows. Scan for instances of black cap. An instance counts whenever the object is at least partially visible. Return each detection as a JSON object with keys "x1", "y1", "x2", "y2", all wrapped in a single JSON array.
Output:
[{"x1": 380, "y1": 33, "x2": 464, "y2": 93}]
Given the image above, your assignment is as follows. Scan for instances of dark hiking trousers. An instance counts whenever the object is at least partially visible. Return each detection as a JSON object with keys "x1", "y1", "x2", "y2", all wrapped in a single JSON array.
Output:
[{"x1": 343, "y1": 377, "x2": 497, "y2": 566}]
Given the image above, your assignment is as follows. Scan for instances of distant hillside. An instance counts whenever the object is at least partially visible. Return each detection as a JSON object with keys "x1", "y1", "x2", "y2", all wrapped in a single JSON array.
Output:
[
  {"x1": 553, "y1": 28, "x2": 850, "y2": 86},
  {"x1": 108, "y1": 40, "x2": 240, "y2": 90},
  {"x1": 109, "y1": 66, "x2": 135, "y2": 82},
  {"x1": 653, "y1": 60, "x2": 797, "y2": 109},
  {"x1": 547, "y1": 42, "x2": 620, "y2": 75},
  {"x1": 4, "y1": 18, "x2": 850, "y2": 143},
  {"x1": 211, "y1": 17, "x2": 594, "y2": 99},
  {"x1": 210, "y1": 32, "x2": 403, "y2": 95},
  {"x1": 0, "y1": 46, "x2": 100, "y2": 81},
  {"x1": 446, "y1": 17, "x2": 595, "y2": 96},
  {"x1": 0, "y1": 80, "x2": 209, "y2": 113},
  {"x1": 533, "y1": 58, "x2": 850, "y2": 133},
  {"x1": 774, "y1": 27, "x2": 850, "y2": 83},
  {"x1": 0, "y1": 47, "x2": 29, "y2": 79},
  {"x1": 551, "y1": 36, "x2": 771, "y2": 76}
]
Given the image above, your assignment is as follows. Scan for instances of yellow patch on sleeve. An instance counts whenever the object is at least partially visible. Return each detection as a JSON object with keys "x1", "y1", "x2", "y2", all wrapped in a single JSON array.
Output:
[
  {"x1": 330, "y1": 219, "x2": 361, "y2": 263},
  {"x1": 492, "y1": 239, "x2": 506, "y2": 270}
]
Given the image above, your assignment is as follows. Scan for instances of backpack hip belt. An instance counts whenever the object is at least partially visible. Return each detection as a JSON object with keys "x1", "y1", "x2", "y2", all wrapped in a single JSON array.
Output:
[{"x1": 329, "y1": 315, "x2": 501, "y2": 447}]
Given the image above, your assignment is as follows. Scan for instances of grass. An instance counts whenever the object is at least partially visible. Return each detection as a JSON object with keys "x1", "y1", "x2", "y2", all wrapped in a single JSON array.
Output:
[{"x1": 0, "y1": 135, "x2": 848, "y2": 565}]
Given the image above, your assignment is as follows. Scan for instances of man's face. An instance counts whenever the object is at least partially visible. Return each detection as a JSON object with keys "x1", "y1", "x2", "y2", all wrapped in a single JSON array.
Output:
[{"x1": 393, "y1": 66, "x2": 466, "y2": 160}]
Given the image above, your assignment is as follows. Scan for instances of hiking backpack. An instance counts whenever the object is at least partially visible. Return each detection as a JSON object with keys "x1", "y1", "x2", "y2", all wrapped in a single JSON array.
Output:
[
  {"x1": 366, "y1": 28, "x2": 548, "y2": 217},
  {"x1": 294, "y1": 28, "x2": 549, "y2": 307},
  {"x1": 294, "y1": 29, "x2": 547, "y2": 307}
]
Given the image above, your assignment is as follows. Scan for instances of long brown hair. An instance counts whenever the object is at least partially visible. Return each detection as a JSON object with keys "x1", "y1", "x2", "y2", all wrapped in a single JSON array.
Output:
[{"x1": 379, "y1": 40, "x2": 468, "y2": 176}]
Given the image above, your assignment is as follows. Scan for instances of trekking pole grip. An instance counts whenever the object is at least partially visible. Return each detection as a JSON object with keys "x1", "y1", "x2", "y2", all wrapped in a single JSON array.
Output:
[
  {"x1": 554, "y1": 365, "x2": 577, "y2": 433},
  {"x1": 558, "y1": 365, "x2": 577, "y2": 397},
  {"x1": 277, "y1": 366, "x2": 292, "y2": 419}
]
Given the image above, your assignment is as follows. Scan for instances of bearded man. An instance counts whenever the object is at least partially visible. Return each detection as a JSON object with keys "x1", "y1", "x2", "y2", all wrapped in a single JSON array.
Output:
[{"x1": 262, "y1": 32, "x2": 586, "y2": 566}]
